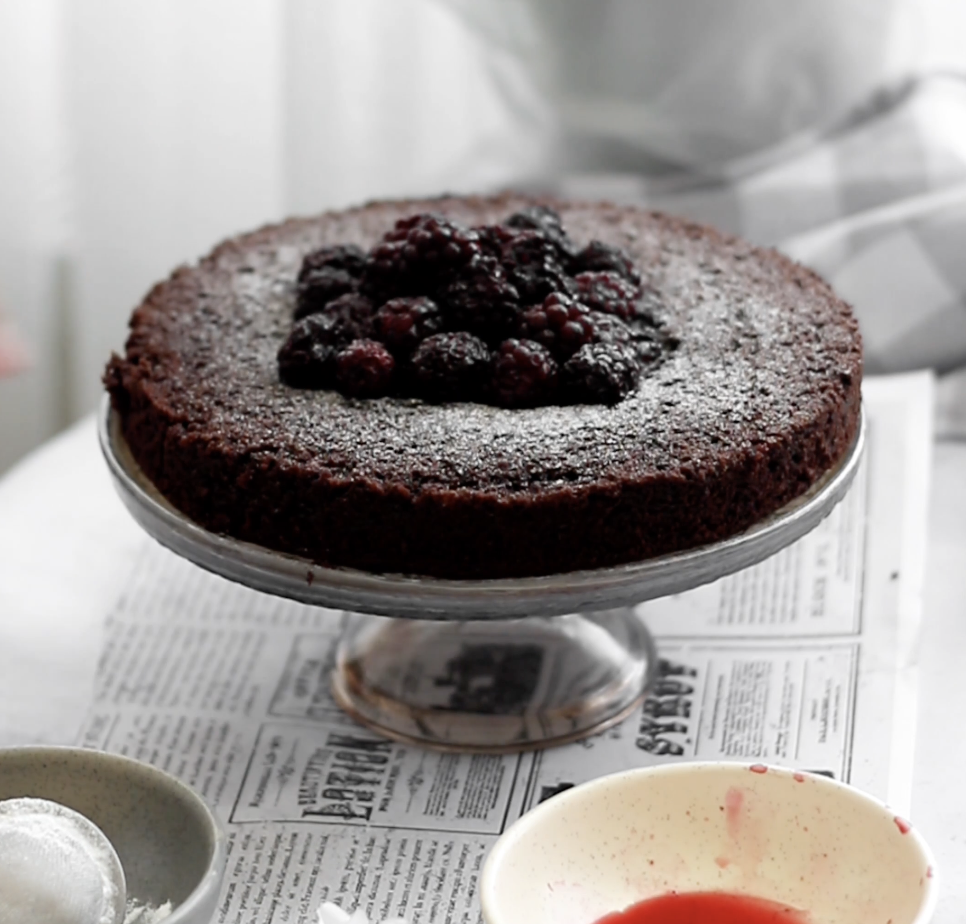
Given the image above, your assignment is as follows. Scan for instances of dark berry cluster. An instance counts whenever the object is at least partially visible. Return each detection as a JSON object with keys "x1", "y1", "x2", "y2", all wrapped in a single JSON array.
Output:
[{"x1": 277, "y1": 207, "x2": 667, "y2": 405}]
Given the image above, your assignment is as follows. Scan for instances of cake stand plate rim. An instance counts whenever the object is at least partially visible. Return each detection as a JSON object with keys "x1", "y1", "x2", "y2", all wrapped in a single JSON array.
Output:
[{"x1": 98, "y1": 396, "x2": 865, "y2": 619}]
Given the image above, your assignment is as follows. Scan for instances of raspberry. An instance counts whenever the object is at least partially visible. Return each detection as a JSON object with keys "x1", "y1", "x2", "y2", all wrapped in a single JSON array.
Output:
[
  {"x1": 411, "y1": 332, "x2": 492, "y2": 402},
  {"x1": 298, "y1": 244, "x2": 366, "y2": 284},
  {"x1": 295, "y1": 266, "x2": 359, "y2": 319},
  {"x1": 437, "y1": 258, "x2": 522, "y2": 345},
  {"x1": 562, "y1": 341, "x2": 641, "y2": 405},
  {"x1": 374, "y1": 296, "x2": 442, "y2": 356},
  {"x1": 574, "y1": 271, "x2": 641, "y2": 320},
  {"x1": 277, "y1": 315, "x2": 340, "y2": 388},
  {"x1": 499, "y1": 230, "x2": 575, "y2": 304},
  {"x1": 518, "y1": 293, "x2": 596, "y2": 360},
  {"x1": 506, "y1": 206, "x2": 577, "y2": 261},
  {"x1": 335, "y1": 339, "x2": 395, "y2": 398},
  {"x1": 573, "y1": 240, "x2": 641, "y2": 286},
  {"x1": 491, "y1": 339, "x2": 559, "y2": 408}
]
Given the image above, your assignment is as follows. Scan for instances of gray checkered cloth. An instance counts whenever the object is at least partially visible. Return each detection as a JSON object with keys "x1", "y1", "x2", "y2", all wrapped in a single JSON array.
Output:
[{"x1": 558, "y1": 73, "x2": 966, "y2": 376}]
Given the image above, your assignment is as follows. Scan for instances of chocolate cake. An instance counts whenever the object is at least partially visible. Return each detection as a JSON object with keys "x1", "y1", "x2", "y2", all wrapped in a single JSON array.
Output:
[{"x1": 104, "y1": 194, "x2": 862, "y2": 580}]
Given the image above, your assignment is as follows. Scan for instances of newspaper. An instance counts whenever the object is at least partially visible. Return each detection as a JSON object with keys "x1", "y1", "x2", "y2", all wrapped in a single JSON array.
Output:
[{"x1": 78, "y1": 374, "x2": 933, "y2": 924}]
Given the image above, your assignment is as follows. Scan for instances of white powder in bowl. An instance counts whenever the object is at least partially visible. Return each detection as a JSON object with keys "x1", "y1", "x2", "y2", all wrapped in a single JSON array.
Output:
[
  {"x1": 123, "y1": 898, "x2": 173, "y2": 924},
  {"x1": 0, "y1": 796, "x2": 127, "y2": 924}
]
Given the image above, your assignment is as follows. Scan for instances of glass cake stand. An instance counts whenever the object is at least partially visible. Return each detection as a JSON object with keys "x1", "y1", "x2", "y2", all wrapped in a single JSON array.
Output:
[{"x1": 99, "y1": 398, "x2": 865, "y2": 753}]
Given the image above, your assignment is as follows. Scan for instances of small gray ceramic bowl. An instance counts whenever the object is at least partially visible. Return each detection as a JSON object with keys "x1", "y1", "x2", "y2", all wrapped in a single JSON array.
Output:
[{"x1": 0, "y1": 746, "x2": 227, "y2": 923}]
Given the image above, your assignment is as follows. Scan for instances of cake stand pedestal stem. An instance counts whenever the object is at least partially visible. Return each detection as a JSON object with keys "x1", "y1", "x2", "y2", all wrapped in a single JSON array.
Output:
[{"x1": 330, "y1": 608, "x2": 657, "y2": 753}]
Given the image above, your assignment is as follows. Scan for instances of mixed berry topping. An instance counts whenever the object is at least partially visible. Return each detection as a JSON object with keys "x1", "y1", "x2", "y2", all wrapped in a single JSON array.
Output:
[{"x1": 277, "y1": 206, "x2": 670, "y2": 406}]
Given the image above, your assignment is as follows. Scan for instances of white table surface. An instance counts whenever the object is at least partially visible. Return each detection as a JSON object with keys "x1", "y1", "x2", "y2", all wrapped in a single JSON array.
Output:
[{"x1": 0, "y1": 415, "x2": 963, "y2": 920}]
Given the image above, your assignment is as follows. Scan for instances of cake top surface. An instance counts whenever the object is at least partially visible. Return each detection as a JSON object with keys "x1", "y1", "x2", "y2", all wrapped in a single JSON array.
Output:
[{"x1": 119, "y1": 193, "x2": 861, "y2": 496}]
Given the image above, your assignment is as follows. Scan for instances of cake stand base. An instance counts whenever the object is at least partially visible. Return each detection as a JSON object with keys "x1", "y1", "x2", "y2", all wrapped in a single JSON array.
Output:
[{"x1": 330, "y1": 609, "x2": 656, "y2": 753}]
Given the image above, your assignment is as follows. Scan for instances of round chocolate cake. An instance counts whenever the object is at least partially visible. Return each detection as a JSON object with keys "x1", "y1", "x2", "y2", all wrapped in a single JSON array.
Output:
[{"x1": 104, "y1": 194, "x2": 862, "y2": 580}]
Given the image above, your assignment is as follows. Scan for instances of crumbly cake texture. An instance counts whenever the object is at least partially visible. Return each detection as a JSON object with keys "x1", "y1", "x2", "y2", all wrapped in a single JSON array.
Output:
[{"x1": 105, "y1": 194, "x2": 862, "y2": 579}]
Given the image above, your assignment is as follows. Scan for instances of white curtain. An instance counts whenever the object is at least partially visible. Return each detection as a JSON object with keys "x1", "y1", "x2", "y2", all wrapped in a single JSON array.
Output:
[
  {"x1": 0, "y1": 0, "x2": 533, "y2": 473},
  {"x1": 0, "y1": 0, "x2": 68, "y2": 473}
]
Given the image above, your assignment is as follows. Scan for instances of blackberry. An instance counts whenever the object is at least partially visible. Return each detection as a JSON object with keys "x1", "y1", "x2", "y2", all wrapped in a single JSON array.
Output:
[
  {"x1": 587, "y1": 311, "x2": 664, "y2": 366},
  {"x1": 363, "y1": 214, "x2": 482, "y2": 301},
  {"x1": 281, "y1": 295, "x2": 374, "y2": 387},
  {"x1": 574, "y1": 271, "x2": 641, "y2": 320},
  {"x1": 499, "y1": 230, "x2": 575, "y2": 304},
  {"x1": 573, "y1": 240, "x2": 641, "y2": 286},
  {"x1": 588, "y1": 311, "x2": 634, "y2": 348},
  {"x1": 335, "y1": 339, "x2": 395, "y2": 398},
  {"x1": 474, "y1": 223, "x2": 517, "y2": 260},
  {"x1": 395, "y1": 213, "x2": 482, "y2": 271},
  {"x1": 277, "y1": 315, "x2": 340, "y2": 388},
  {"x1": 295, "y1": 266, "x2": 359, "y2": 319},
  {"x1": 411, "y1": 332, "x2": 491, "y2": 402},
  {"x1": 360, "y1": 239, "x2": 418, "y2": 303},
  {"x1": 298, "y1": 244, "x2": 366, "y2": 284},
  {"x1": 491, "y1": 339, "x2": 559, "y2": 408},
  {"x1": 518, "y1": 293, "x2": 596, "y2": 360},
  {"x1": 437, "y1": 258, "x2": 522, "y2": 345},
  {"x1": 562, "y1": 341, "x2": 641, "y2": 405},
  {"x1": 506, "y1": 206, "x2": 577, "y2": 261},
  {"x1": 374, "y1": 296, "x2": 442, "y2": 356},
  {"x1": 332, "y1": 291, "x2": 376, "y2": 321},
  {"x1": 316, "y1": 292, "x2": 376, "y2": 340}
]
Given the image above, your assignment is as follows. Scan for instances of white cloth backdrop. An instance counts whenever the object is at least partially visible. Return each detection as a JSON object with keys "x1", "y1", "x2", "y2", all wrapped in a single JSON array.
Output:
[
  {"x1": 0, "y1": 0, "x2": 533, "y2": 473},
  {"x1": 1, "y1": 0, "x2": 965, "y2": 474}
]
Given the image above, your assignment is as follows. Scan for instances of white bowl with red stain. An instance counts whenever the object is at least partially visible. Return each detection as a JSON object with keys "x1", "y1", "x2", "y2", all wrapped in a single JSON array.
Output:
[{"x1": 480, "y1": 762, "x2": 937, "y2": 924}]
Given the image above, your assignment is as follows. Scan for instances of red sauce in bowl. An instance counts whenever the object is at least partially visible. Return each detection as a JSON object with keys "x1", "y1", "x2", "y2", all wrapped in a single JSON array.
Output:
[{"x1": 595, "y1": 891, "x2": 809, "y2": 923}]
